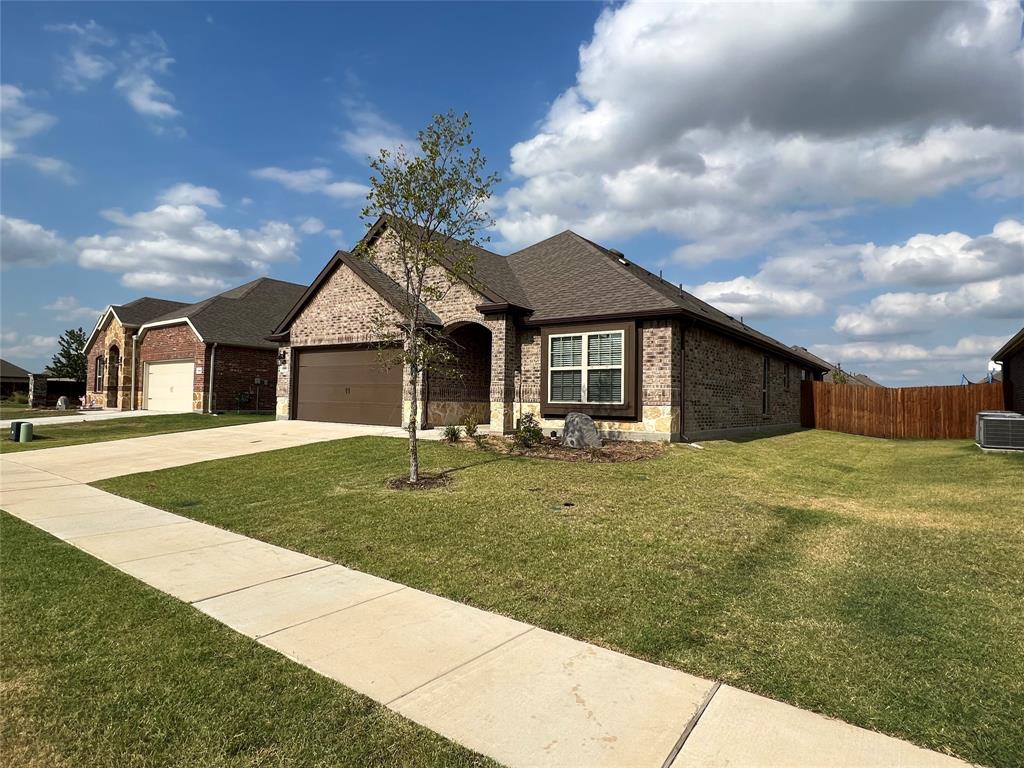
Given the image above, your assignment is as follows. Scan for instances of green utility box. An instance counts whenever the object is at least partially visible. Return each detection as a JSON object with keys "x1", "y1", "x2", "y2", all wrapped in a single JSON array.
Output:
[{"x1": 18, "y1": 422, "x2": 33, "y2": 443}]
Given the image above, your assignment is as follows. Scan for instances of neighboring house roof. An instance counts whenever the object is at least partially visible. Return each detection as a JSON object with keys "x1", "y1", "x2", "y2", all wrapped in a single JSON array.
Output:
[
  {"x1": 992, "y1": 326, "x2": 1024, "y2": 362},
  {"x1": 0, "y1": 358, "x2": 31, "y2": 380},
  {"x1": 275, "y1": 219, "x2": 827, "y2": 371},
  {"x1": 852, "y1": 373, "x2": 884, "y2": 388},
  {"x1": 85, "y1": 296, "x2": 191, "y2": 351},
  {"x1": 113, "y1": 297, "x2": 190, "y2": 326},
  {"x1": 144, "y1": 277, "x2": 306, "y2": 350}
]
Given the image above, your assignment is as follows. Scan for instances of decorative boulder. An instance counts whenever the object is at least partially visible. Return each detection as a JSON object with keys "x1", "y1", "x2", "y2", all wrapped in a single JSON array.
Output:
[{"x1": 562, "y1": 412, "x2": 603, "y2": 449}]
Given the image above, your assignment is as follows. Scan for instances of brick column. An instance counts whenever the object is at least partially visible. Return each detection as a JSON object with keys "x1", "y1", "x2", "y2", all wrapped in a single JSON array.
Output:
[{"x1": 486, "y1": 314, "x2": 516, "y2": 433}]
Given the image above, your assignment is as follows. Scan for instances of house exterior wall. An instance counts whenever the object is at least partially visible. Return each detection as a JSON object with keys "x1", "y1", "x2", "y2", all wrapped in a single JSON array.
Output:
[
  {"x1": 136, "y1": 324, "x2": 207, "y2": 412},
  {"x1": 1004, "y1": 350, "x2": 1024, "y2": 412},
  {"x1": 682, "y1": 324, "x2": 803, "y2": 440},
  {"x1": 277, "y1": 236, "x2": 507, "y2": 427},
  {"x1": 85, "y1": 315, "x2": 134, "y2": 410},
  {"x1": 512, "y1": 318, "x2": 681, "y2": 441},
  {"x1": 210, "y1": 346, "x2": 278, "y2": 413}
]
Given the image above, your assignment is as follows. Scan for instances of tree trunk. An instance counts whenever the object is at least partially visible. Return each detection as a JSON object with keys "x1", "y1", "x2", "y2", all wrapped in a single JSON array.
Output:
[{"x1": 408, "y1": 370, "x2": 419, "y2": 483}]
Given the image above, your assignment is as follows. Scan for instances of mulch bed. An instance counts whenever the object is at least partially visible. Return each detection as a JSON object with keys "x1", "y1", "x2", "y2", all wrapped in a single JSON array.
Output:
[
  {"x1": 386, "y1": 473, "x2": 451, "y2": 491},
  {"x1": 454, "y1": 434, "x2": 666, "y2": 463}
]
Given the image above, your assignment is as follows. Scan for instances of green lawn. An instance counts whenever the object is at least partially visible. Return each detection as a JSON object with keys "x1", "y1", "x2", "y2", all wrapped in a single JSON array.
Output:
[
  {"x1": 0, "y1": 401, "x2": 84, "y2": 419},
  {"x1": 98, "y1": 431, "x2": 1024, "y2": 767},
  {"x1": 0, "y1": 514, "x2": 494, "y2": 768},
  {"x1": 0, "y1": 412, "x2": 273, "y2": 453}
]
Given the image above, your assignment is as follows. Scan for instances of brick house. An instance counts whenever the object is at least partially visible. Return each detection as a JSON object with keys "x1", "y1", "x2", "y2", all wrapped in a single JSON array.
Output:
[
  {"x1": 85, "y1": 297, "x2": 189, "y2": 409},
  {"x1": 993, "y1": 326, "x2": 1024, "y2": 411},
  {"x1": 270, "y1": 218, "x2": 827, "y2": 441},
  {"x1": 134, "y1": 278, "x2": 306, "y2": 413}
]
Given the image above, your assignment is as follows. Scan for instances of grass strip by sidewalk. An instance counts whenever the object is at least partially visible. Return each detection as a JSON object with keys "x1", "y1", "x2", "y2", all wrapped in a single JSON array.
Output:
[
  {"x1": 0, "y1": 513, "x2": 496, "y2": 768},
  {"x1": 98, "y1": 431, "x2": 1024, "y2": 767},
  {"x1": 1, "y1": 412, "x2": 273, "y2": 453}
]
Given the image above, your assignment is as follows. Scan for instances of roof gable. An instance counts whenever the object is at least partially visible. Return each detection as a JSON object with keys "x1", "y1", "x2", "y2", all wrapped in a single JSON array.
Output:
[{"x1": 143, "y1": 278, "x2": 306, "y2": 349}]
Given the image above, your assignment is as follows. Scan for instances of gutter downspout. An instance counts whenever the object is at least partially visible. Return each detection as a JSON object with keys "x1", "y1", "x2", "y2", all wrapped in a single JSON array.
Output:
[
  {"x1": 130, "y1": 335, "x2": 139, "y2": 410},
  {"x1": 207, "y1": 343, "x2": 218, "y2": 413}
]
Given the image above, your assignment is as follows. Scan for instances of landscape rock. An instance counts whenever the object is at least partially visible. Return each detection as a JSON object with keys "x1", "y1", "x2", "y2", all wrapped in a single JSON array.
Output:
[{"x1": 562, "y1": 412, "x2": 602, "y2": 449}]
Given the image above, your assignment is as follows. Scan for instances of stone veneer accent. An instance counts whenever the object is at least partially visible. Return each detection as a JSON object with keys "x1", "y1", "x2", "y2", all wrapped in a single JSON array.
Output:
[{"x1": 85, "y1": 314, "x2": 134, "y2": 410}]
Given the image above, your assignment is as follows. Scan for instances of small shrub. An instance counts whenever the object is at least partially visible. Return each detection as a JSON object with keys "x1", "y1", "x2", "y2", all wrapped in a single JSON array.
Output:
[
  {"x1": 512, "y1": 412, "x2": 544, "y2": 450},
  {"x1": 13, "y1": 392, "x2": 28, "y2": 405},
  {"x1": 471, "y1": 433, "x2": 486, "y2": 448},
  {"x1": 463, "y1": 417, "x2": 479, "y2": 439},
  {"x1": 442, "y1": 424, "x2": 462, "y2": 443}
]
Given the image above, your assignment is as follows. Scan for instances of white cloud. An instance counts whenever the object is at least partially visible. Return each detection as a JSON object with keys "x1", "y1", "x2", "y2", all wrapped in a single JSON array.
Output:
[
  {"x1": 688, "y1": 276, "x2": 824, "y2": 320},
  {"x1": 326, "y1": 228, "x2": 343, "y2": 240},
  {"x1": 834, "y1": 276, "x2": 1024, "y2": 338},
  {"x1": 860, "y1": 219, "x2": 1024, "y2": 287},
  {"x1": 74, "y1": 188, "x2": 300, "y2": 294},
  {"x1": 299, "y1": 217, "x2": 325, "y2": 234},
  {"x1": 251, "y1": 166, "x2": 368, "y2": 201},
  {"x1": 0, "y1": 84, "x2": 73, "y2": 182},
  {"x1": 43, "y1": 296, "x2": 103, "y2": 322},
  {"x1": 158, "y1": 182, "x2": 223, "y2": 208},
  {"x1": 338, "y1": 91, "x2": 412, "y2": 160},
  {"x1": 115, "y1": 33, "x2": 180, "y2": 122},
  {"x1": 496, "y1": 1, "x2": 1024, "y2": 256},
  {"x1": 0, "y1": 332, "x2": 58, "y2": 367},
  {"x1": 813, "y1": 335, "x2": 1008, "y2": 364},
  {"x1": 0, "y1": 214, "x2": 69, "y2": 268},
  {"x1": 45, "y1": 20, "x2": 117, "y2": 90}
]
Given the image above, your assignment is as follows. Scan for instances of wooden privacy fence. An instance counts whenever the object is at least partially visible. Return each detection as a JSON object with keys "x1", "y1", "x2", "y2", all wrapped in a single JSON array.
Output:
[{"x1": 801, "y1": 380, "x2": 1005, "y2": 439}]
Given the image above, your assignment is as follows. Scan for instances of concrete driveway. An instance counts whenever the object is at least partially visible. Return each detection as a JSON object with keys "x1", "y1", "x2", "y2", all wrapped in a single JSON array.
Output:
[{"x1": 0, "y1": 419, "x2": 418, "y2": 483}]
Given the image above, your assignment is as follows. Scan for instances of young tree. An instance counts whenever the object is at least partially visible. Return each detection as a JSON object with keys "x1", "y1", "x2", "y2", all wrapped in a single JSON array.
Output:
[
  {"x1": 357, "y1": 111, "x2": 499, "y2": 483},
  {"x1": 49, "y1": 327, "x2": 87, "y2": 382},
  {"x1": 831, "y1": 365, "x2": 849, "y2": 385}
]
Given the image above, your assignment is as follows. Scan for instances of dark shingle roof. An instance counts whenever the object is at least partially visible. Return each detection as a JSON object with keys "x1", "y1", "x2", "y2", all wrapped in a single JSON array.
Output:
[
  {"x1": 993, "y1": 326, "x2": 1024, "y2": 361},
  {"x1": 112, "y1": 297, "x2": 189, "y2": 326},
  {"x1": 147, "y1": 278, "x2": 306, "y2": 349},
  {"x1": 507, "y1": 231, "x2": 821, "y2": 368},
  {"x1": 1, "y1": 358, "x2": 31, "y2": 380},
  {"x1": 852, "y1": 373, "x2": 884, "y2": 387},
  {"x1": 362, "y1": 216, "x2": 532, "y2": 309}
]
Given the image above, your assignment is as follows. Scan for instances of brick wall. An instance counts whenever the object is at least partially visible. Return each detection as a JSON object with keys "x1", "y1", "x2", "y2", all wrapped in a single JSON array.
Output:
[
  {"x1": 290, "y1": 261, "x2": 401, "y2": 347},
  {"x1": 136, "y1": 323, "x2": 207, "y2": 411},
  {"x1": 370, "y1": 230, "x2": 487, "y2": 325},
  {"x1": 682, "y1": 323, "x2": 803, "y2": 439},
  {"x1": 209, "y1": 345, "x2": 278, "y2": 412}
]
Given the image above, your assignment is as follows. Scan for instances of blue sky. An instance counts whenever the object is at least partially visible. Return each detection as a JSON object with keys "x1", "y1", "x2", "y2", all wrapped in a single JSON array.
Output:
[{"x1": 2, "y1": 1, "x2": 1022, "y2": 384}]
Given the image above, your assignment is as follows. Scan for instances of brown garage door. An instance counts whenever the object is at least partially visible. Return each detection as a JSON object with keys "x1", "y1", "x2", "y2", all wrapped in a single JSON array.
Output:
[{"x1": 294, "y1": 347, "x2": 403, "y2": 426}]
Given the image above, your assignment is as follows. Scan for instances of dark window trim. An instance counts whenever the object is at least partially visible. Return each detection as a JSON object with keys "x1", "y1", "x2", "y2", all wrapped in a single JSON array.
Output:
[{"x1": 540, "y1": 320, "x2": 638, "y2": 420}]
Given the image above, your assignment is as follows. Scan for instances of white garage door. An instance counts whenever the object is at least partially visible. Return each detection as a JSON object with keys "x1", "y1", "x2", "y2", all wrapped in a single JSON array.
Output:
[{"x1": 145, "y1": 360, "x2": 194, "y2": 412}]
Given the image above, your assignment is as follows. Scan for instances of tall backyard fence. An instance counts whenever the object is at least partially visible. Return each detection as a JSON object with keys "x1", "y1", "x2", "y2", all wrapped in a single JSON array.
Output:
[{"x1": 801, "y1": 380, "x2": 1006, "y2": 439}]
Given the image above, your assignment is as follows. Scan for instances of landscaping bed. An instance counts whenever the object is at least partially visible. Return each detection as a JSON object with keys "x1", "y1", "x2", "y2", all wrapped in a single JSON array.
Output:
[
  {"x1": 0, "y1": 513, "x2": 495, "y2": 768},
  {"x1": 97, "y1": 431, "x2": 1024, "y2": 766},
  {"x1": 465, "y1": 434, "x2": 666, "y2": 462}
]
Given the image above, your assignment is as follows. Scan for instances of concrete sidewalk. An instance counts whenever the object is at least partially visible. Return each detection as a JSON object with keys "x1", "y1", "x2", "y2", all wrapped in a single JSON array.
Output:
[{"x1": 0, "y1": 425, "x2": 969, "y2": 768}]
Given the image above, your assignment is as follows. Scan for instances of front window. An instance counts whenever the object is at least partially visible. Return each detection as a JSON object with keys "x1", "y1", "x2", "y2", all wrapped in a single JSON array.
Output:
[
  {"x1": 762, "y1": 356, "x2": 770, "y2": 415},
  {"x1": 549, "y1": 330, "x2": 624, "y2": 404},
  {"x1": 94, "y1": 356, "x2": 105, "y2": 391}
]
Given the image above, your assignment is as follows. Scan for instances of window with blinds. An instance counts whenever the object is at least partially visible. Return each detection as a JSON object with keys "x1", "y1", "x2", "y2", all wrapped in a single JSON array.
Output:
[{"x1": 548, "y1": 330, "x2": 625, "y2": 404}]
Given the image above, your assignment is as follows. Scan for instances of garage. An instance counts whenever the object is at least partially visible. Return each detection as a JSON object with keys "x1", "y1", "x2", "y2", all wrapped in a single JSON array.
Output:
[
  {"x1": 294, "y1": 347, "x2": 402, "y2": 425},
  {"x1": 145, "y1": 360, "x2": 194, "y2": 412}
]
